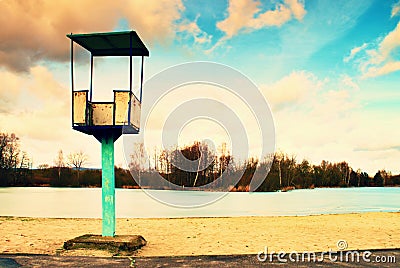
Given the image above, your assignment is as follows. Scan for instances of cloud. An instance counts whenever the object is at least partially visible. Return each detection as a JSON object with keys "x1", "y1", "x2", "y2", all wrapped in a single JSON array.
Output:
[
  {"x1": 261, "y1": 71, "x2": 321, "y2": 111},
  {"x1": 0, "y1": 66, "x2": 69, "y2": 140},
  {"x1": 0, "y1": 0, "x2": 184, "y2": 72},
  {"x1": 392, "y1": 0, "x2": 400, "y2": 18},
  {"x1": 216, "y1": 0, "x2": 306, "y2": 40},
  {"x1": 259, "y1": 70, "x2": 400, "y2": 174},
  {"x1": 346, "y1": 20, "x2": 400, "y2": 79},
  {"x1": 28, "y1": 66, "x2": 68, "y2": 101},
  {"x1": 263, "y1": 71, "x2": 357, "y2": 154},
  {"x1": 360, "y1": 21, "x2": 400, "y2": 78},
  {"x1": 355, "y1": 145, "x2": 400, "y2": 152},
  {"x1": 177, "y1": 16, "x2": 213, "y2": 45},
  {"x1": 343, "y1": 43, "x2": 367, "y2": 62},
  {"x1": 0, "y1": 71, "x2": 24, "y2": 113},
  {"x1": 285, "y1": 0, "x2": 307, "y2": 20},
  {"x1": 340, "y1": 74, "x2": 360, "y2": 91},
  {"x1": 374, "y1": 22, "x2": 400, "y2": 63},
  {"x1": 363, "y1": 61, "x2": 400, "y2": 78}
]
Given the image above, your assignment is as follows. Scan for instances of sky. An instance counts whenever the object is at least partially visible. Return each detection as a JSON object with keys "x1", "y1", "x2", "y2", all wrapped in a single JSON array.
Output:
[{"x1": 0, "y1": 0, "x2": 399, "y2": 175}]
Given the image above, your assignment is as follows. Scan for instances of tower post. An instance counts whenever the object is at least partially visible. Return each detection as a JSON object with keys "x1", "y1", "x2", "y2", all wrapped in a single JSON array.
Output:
[{"x1": 101, "y1": 136, "x2": 115, "y2": 237}]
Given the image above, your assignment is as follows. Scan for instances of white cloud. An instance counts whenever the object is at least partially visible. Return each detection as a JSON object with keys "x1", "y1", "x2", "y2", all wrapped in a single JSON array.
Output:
[
  {"x1": 0, "y1": 71, "x2": 24, "y2": 113},
  {"x1": 261, "y1": 71, "x2": 321, "y2": 110},
  {"x1": 0, "y1": 0, "x2": 184, "y2": 72},
  {"x1": 0, "y1": 66, "x2": 68, "y2": 140},
  {"x1": 260, "y1": 71, "x2": 400, "y2": 174},
  {"x1": 216, "y1": 0, "x2": 306, "y2": 40},
  {"x1": 363, "y1": 61, "x2": 400, "y2": 78},
  {"x1": 177, "y1": 16, "x2": 213, "y2": 45},
  {"x1": 340, "y1": 74, "x2": 360, "y2": 91},
  {"x1": 392, "y1": 0, "x2": 400, "y2": 18},
  {"x1": 361, "y1": 21, "x2": 400, "y2": 78},
  {"x1": 285, "y1": 0, "x2": 307, "y2": 21},
  {"x1": 375, "y1": 22, "x2": 400, "y2": 62},
  {"x1": 343, "y1": 43, "x2": 367, "y2": 62}
]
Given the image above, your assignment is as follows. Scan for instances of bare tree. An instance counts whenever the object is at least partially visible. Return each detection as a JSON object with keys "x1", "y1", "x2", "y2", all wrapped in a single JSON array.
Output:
[
  {"x1": 218, "y1": 142, "x2": 228, "y2": 178},
  {"x1": 67, "y1": 151, "x2": 88, "y2": 185},
  {"x1": 54, "y1": 149, "x2": 65, "y2": 182},
  {"x1": 15, "y1": 151, "x2": 32, "y2": 185},
  {"x1": 273, "y1": 151, "x2": 284, "y2": 188},
  {"x1": 129, "y1": 143, "x2": 145, "y2": 186}
]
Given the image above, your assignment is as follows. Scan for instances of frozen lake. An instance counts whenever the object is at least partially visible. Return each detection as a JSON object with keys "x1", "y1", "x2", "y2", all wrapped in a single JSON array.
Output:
[{"x1": 0, "y1": 187, "x2": 399, "y2": 218}]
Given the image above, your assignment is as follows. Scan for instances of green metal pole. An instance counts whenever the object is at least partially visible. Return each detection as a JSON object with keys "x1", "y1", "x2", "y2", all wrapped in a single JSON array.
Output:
[{"x1": 101, "y1": 136, "x2": 115, "y2": 237}]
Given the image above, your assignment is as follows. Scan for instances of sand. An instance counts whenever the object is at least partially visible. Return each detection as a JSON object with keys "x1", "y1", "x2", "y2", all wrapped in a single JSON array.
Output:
[{"x1": 0, "y1": 212, "x2": 399, "y2": 257}]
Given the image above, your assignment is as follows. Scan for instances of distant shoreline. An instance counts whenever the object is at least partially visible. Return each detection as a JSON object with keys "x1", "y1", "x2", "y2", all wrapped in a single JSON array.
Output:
[{"x1": 0, "y1": 184, "x2": 399, "y2": 192}]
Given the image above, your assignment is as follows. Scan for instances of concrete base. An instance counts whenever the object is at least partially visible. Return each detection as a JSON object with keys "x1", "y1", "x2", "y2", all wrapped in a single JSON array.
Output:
[{"x1": 63, "y1": 234, "x2": 146, "y2": 255}]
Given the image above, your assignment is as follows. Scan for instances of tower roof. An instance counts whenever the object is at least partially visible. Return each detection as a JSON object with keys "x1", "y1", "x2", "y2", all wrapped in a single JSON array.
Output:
[{"x1": 67, "y1": 30, "x2": 149, "y2": 57}]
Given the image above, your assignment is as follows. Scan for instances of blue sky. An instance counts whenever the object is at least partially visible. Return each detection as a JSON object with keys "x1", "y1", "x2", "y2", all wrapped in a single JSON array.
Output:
[{"x1": 0, "y1": 0, "x2": 399, "y2": 174}]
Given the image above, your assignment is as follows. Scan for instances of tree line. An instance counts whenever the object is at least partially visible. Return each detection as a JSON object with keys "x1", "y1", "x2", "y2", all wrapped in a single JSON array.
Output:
[
  {"x1": 131, "y1": 141, "x2": 400, "y2": 191},
  {"x1": 1, "y1": 132, "x2": 399, "y2": 190}
]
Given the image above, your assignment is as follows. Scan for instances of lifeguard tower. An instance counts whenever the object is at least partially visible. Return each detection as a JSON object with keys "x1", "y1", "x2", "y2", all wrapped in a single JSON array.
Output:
[{"x1": 67, "y1": 31, "x2": 149, "y2": 237}]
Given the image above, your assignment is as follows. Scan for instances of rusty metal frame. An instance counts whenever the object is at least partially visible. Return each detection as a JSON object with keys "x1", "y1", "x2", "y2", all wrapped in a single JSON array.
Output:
[
  {"x1": 90, "y1": 54, "x2": 93, "y2": 102},
  {"x1": 128, "y1": 31, "x2": 133, "y2": 125},
  {"x1": 70, "y1": 34, "x2": 74, "y2": 127},
  {"x1": 72, "y1": 90, "x2": 89, "y2": 125},
  {"x1": 140, "y1": 56, "x2": 144, "y2": 103}
]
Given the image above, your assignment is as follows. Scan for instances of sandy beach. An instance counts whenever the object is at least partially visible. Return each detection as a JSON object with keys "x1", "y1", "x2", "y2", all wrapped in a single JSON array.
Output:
[{"x1": 0, "y1": 212, "x2": 399, "y2": 257}]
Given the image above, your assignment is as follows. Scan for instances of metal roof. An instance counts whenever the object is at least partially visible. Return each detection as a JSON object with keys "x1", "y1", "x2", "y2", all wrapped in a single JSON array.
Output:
[{"x1": 67, "y1": 31, "x2": 149, "y2": 57}]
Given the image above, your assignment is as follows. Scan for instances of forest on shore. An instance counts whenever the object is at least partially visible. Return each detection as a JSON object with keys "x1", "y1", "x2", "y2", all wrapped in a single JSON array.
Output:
[{"x1": 1, "y1": 132, "x2": 399, "y2": 191}]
